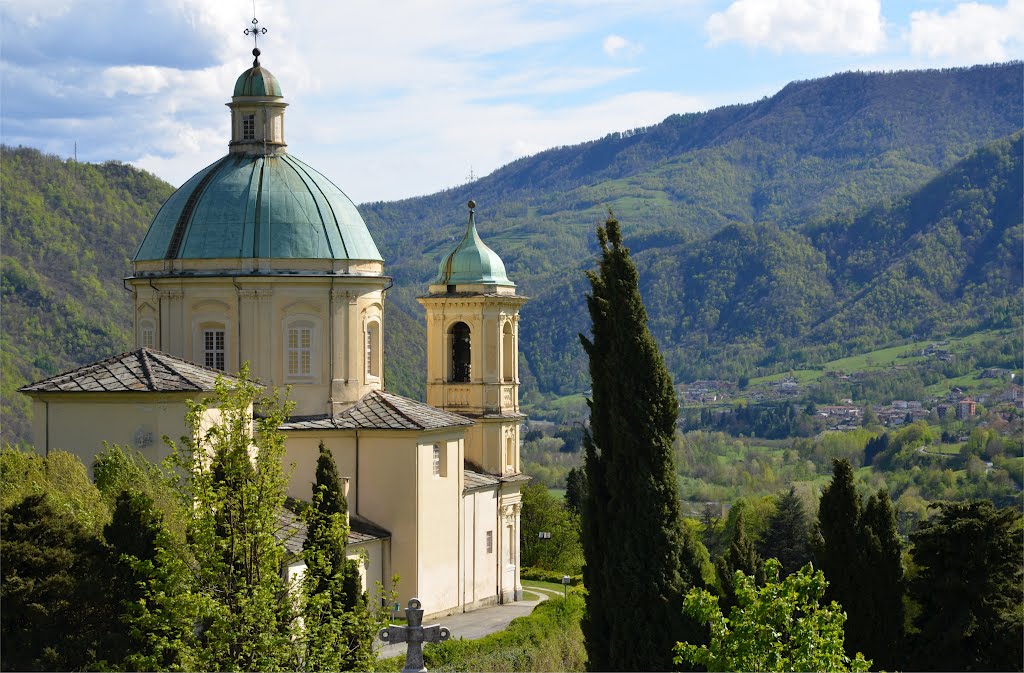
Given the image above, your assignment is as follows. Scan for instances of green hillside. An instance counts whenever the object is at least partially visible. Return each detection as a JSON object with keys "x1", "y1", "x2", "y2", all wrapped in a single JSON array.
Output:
[
  {"x1": 364, "y1": 64, "x2": 1023, "y2": 395},
  {"x1": 1, "y1": 147, "x2": 175, "y2": 445}
]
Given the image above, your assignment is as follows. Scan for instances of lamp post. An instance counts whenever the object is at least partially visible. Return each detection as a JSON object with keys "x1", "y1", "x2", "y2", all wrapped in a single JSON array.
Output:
[{"x1": 561, "y1": 575, "x2": 571, "y2": 599}]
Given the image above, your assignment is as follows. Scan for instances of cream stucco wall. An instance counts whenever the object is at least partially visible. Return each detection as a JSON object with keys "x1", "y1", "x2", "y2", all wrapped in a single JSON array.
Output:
[
  {"x1": 130, "y1": 270, "x2": 386, "y2": 417},
  {"x1": 462, "y1": 488, "x2": 499, "y2": 609},
  {"x1": 29, "y1": 393, "x2": 199, "y2": 473}
]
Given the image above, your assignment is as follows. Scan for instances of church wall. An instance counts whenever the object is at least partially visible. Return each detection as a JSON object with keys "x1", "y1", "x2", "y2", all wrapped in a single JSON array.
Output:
[
  {"x1": 130, "y1": 274, "x2": 386, "y2": 418},
  {"x1": 28, "y1": 394, "x2": 198, "y2": 474},
  {"x1": 462, "y1": 487, "x2": 499, "y2": 610},
  {"x1": 281, "y1": 432, "x2": 358, "y2": 504},
  {"x1": 348, "y1": 538, "x2": 387, "y2": 609},
  {"x1": 414, "y1": 436, "x2": 463, "y2": 616}
]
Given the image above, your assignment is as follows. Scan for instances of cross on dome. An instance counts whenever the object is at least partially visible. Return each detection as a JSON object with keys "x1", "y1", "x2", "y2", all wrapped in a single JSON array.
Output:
[{"x1": 244, "y1": 17, "x2": 268, "y2": 65}]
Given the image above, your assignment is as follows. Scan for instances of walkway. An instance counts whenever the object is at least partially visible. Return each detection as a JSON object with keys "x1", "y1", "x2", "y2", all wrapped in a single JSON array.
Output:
[{"x1": 376, "y1": 587, "x2": 555, "y2": 660}]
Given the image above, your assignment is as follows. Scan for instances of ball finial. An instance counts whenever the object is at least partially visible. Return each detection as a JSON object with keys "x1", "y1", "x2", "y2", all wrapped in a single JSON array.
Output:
[{"x1": 468, "y1": 200, "x2": 476, "y2": 210}]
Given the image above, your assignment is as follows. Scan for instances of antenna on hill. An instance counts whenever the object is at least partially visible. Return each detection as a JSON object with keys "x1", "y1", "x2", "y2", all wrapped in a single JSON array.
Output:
[
  {"x1": 466, "y1": 166, "x2": 476, "y2": 183},
  {"x1": 74, "y1": 142, "x2": 77, "y2": 163}
]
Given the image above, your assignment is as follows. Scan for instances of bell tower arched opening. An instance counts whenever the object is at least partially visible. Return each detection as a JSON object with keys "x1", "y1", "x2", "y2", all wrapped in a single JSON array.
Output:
[{"x1": 450, "y1": 322, "x2": 471, "y2": 383}]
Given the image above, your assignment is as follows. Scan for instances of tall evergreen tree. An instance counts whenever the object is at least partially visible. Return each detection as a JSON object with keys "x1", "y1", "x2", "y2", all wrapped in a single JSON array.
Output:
[
  {"x1": 564, "y1": 466, "x2": 587, "y2": 516},
  {"x1": 814, "y1": 459, "x2": 905, "y2": 666},
  {"x1": 758, "y1": 486, "x2": 812, "y2": 577},
  {"x1": 714, "y1": 509, "x2": 764, "y2": 614},
  {"x1": 579, "y1": 215, "x2": 705, "y2": 671},
  {"x1": 909, "y1": 500, "x2": 1023, "y2": 672},
  {"x1": 302, "y1": 441, "x2": 375, "y2": 671}
]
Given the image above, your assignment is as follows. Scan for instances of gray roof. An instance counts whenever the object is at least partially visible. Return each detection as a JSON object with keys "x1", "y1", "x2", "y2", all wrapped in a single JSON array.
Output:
[
  {"x1": 19, "y1": 348, "x2": 238, "y2": 394},
  {"x1": 463, "y1": 469, "x2": 499, "y2": 491},
  {"x1": 280, "y1": 390, "x2": 473, "y2": 431},
  {"x1": 277, "y1": 499, "x2": 390, "y2": 557}
]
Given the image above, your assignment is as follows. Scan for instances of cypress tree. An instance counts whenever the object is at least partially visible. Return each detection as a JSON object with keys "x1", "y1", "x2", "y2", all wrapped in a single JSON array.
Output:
[
  {"x1": 579, "y1": 215, "x2": 705, "y2": 671},
  {"x1": 815, "y1": 460, "x2": 905, "y2": 666},
  {"x1": 303, "y1": 441, "x2": 373, "y2": 671},
  {"x1": 714, "y1": 509, "x2": 764, "y2": 614}
]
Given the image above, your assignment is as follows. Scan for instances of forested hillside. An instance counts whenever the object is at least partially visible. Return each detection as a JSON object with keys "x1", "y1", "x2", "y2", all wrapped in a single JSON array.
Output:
[
  {"x1": 1, "y1": 148, "x2": 174, "y2": 445},
  {"x1": 3, "y1": 64, "x2": 1022, "y2": 446},
  {"x1": 365, "y1": 64, "x2": 1023, "y2": 396}
]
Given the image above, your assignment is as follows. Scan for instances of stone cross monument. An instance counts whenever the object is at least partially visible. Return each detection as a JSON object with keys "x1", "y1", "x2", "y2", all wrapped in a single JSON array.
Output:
[{"x1": 379, "y1": 598, "x2": 451, "y2": 673}]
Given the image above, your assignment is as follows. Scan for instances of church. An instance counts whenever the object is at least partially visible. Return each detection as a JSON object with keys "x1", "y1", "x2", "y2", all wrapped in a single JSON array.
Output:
[{"x1": 19, "y1": 42, "x2": 527, "y2": 618}]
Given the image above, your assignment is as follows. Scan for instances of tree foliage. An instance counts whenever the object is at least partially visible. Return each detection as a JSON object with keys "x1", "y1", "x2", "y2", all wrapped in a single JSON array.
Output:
[
  {"x1": 302, "y1": 441, "x2": 377, "y2": 671},
  {"x1": 675, "y1": 558, "x2": 871, "y2": 673},
  {"x1": 520, "y1": 482, "x2": 584, "y2": 574},
  {"x1": 579, "y1": 215, "x2": 705, "y2": 671},
  {"x1": 908, "y1": 500, "x2": 1024, "y2": 671},
  {"x1": 758, "y1": 486, "x2": 812, "y2": 577}
]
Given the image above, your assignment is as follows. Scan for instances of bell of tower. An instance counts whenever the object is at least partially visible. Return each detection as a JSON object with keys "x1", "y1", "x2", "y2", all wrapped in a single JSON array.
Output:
[{"x1": 418, "y1": 201, "x2": 527, "y2": 475}]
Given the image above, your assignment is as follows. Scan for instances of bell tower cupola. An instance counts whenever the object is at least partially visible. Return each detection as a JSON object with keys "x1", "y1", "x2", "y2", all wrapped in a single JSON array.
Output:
[
  {"x1": 227, "y1": 20, "x2": 287, "y2": 155},
  {"x1": 418, "y1": 201, "x2": 527, "y2": 475}
]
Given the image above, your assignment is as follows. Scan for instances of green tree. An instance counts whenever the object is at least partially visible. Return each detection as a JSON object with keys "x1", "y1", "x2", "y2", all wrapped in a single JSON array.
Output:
[
  {"x1": 564, "y1": 466, "x2": 587, "y2": 515},
  {"x1": 814, "y1": 459, "x2": 905, "y2": 666},
  {"x1": 166, "y1": 366, "x2": 300, "y2": 670},
  {"x1": 1, "y1": 493, "x2": 120, "y2": 671},
  {"x1": 909, "y1": 500, "x2": 1023, "y2": 671},
  {"x1": 758, "y1": 486, "x2": 812, "y2": 577},
  {"x1": 674, "y1": 559, "x2": 871, "y2": 673},
  {"x1": 521, "y1": 482, "x2": 584, "y2": 574},
  {"x1": 713, "y1": 509, "x2": 764, "y2": 614},
  {"x1": 579, "y1": 215, "x2": 705, "y2": 671},
  {"x1": 302, "y1": 441, "x2": 377, "y2": 671}
]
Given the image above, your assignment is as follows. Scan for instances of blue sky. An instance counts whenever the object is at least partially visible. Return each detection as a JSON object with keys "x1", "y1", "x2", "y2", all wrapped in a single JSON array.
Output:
[{"x1": 2, "y1": 0, "x2": 1021, "y2": 202}]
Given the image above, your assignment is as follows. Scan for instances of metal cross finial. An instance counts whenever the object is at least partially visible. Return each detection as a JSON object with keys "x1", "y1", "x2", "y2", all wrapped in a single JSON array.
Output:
[
  {"x1": 379, "y1": 598, "x2": 451, "y2": 673},
  {"x1": 244, "y1": 17, "x2": 268, "y2": 65}
]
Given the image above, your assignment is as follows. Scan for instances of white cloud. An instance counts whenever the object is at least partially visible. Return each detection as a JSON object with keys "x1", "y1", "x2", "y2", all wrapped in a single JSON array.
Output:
[
  {"x1": 907, "y1": 0, "x2": 1024, "y2": 62},
  {"x1": 603, "y1": 34, "x2": 629, "y2": 56},
  {"x1": 706, "y1": 0, "x2": 886, "y2": 54}
]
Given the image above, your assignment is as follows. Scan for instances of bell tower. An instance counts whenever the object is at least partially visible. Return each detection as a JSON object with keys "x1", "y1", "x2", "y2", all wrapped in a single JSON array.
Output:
[{"x1": 418, "y1": 201, "x2": 527, "y2": 476}]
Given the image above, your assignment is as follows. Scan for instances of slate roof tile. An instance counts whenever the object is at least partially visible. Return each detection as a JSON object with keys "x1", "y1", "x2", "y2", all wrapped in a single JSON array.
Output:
[
  {"x1": 280, "y1": 390, "x2": 473, "y2": 432},
  {"x1": 19, "y1": 348, "x2": 238, "y2": 394}
]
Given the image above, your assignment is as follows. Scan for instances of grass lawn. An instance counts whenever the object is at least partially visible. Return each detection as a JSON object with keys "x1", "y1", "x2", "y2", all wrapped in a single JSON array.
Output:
[{"x1": 522, "y1": 579, "x2": 570, "y2": 593}]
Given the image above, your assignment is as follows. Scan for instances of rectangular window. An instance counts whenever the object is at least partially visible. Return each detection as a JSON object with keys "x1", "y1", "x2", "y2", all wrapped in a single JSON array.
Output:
[
  {"x1": 287, "y1": 327, "x2": 312, "y2": 376},
  {"x1": 204, "y1": 329, "x2": 225, "y2": 370},
  {"x1": 486, "y1": 530, "x2": 493, "y2": 554},
  {"x1": 141, "y1": 326, "x2": 155, "y2": 349},
  {"x1": 242, "y1": 114, "x2": 255, "y2": 140},
  {"x1": 432, "y1": 445, "x2": 441, "y2": 477}
]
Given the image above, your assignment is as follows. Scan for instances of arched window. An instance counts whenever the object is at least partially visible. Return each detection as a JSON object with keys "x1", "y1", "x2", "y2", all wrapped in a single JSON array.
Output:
[
  {"x1": 502, "y1": 321, "x2": 515, "y2": 382},
  {"x1": 449, "y1": 322, "x2": 471, "y2": 383},
  {"x1": 139, "y1": 318, "x2": 156, "y2": 350},
  {"x1": 365, "y1": 319, "x2": 381, "y2": 380}
]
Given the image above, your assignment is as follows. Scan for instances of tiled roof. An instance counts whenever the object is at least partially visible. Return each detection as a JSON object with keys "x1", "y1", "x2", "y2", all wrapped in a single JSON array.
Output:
[
  {"x1": 277, "y1": 499, "x2": 390, "y2": 557},
  {"x1": 19, "y1": 348, "x2": 238, "y2": 394},
  {"x1": 280, "y1": 390, "x2": 473, "y2": 431},
  {"x1": 464, "y1": 469, "x2": 500, "y2": 491}
]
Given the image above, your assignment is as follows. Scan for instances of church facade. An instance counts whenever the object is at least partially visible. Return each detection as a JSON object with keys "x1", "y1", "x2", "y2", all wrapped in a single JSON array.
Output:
[{"x1": 20, "y1": 47, "x2": 526, "y2": 618}]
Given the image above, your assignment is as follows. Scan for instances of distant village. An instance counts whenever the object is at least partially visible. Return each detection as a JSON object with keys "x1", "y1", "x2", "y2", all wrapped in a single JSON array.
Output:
[{"x1": 678, "y1": 342, "x2": 1022, "y2": 435}]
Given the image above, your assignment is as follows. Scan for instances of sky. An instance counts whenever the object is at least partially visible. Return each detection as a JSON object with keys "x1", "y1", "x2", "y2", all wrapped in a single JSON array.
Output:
[{"x1": 2, "y1": 0, "x2": 1022, "y2": 203}]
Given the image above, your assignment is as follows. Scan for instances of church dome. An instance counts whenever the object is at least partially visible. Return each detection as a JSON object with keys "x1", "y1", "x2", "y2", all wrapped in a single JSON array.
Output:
[
  {"x1": 134, "y1": 153, "x2": 382, "y2": 261},
  {"x1": 436, "y1": 202, "x2": 513, "y2": 286},
  {"x1": 233, "y1": 65, "x2": 282, "y2": 97}
]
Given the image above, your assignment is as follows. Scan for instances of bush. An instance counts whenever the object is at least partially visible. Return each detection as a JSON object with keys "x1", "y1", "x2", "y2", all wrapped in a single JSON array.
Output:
[{"x1": 520, "y1": 566, "x2": 583, "y2": 586}]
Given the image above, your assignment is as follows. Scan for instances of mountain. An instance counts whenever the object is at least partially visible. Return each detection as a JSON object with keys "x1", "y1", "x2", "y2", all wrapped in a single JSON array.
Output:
[
  {"x1": 1, "y1": 147, "x2": 175, "y2": 445},
  {"x1": 364, "y1": 63, "x2": 1023, "y2": 395},
  {"x1": 3, "y1": 64, "x2": 1022, "y2": 446}
]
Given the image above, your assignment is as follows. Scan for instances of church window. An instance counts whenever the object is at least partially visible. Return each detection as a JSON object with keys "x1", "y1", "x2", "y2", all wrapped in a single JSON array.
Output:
[
  {"x1": 365, "y1": 319, "x2": 381, "y2": 380},
  {"x1": 140, "y1": 319, "x2": 155, "y2": 349},
  {"x1": 449, "y1": 322, "x2": 471, "y2": 383},
  {"x1": 287, "y1": 326, "x2": 312, "y2": 376},
  {"x1": 486, "y1": 530, "x2": 493, "y2": 553},
  {"x1": 242, "y1": 114, "x2": 255, "y2": 140},
  {"x1": 432, "y1": 443, "x2": 447, "y2": 478},
  {"x1": 204, "y1": 329, "x2": 225, "y2": 370},
  {"x1": 502, "y1": 321, "x2": 514, "y2": 382}
]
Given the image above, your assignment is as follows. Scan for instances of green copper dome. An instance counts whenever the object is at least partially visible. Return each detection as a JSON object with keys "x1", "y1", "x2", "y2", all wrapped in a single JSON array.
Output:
[
  {"x1": 233, "y1": 65, "x2": 282, "y2": 97},
  {"x1": 436, "y1": 204, "x2": 513, "y2": 286},
  {"x1": 134, "y1": 153, "x2": 382, "y2": 262}
]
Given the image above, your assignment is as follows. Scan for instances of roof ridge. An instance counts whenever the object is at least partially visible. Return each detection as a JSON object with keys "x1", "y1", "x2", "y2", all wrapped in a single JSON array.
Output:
[
  {"x1": 149, "y1": 350, "x2": 204, "y2": 390},
  {"x1": 137, "y1": 348, "x2": 156, "y2": 390},
  {"x1": 372, "y1": 389, "x2": 422, "y2": 429}
]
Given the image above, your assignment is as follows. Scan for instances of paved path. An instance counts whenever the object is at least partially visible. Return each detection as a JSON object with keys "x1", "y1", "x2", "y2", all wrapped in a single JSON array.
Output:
[{"x1": 376, "y1": 589, "x2": 551, "y2": 660}]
